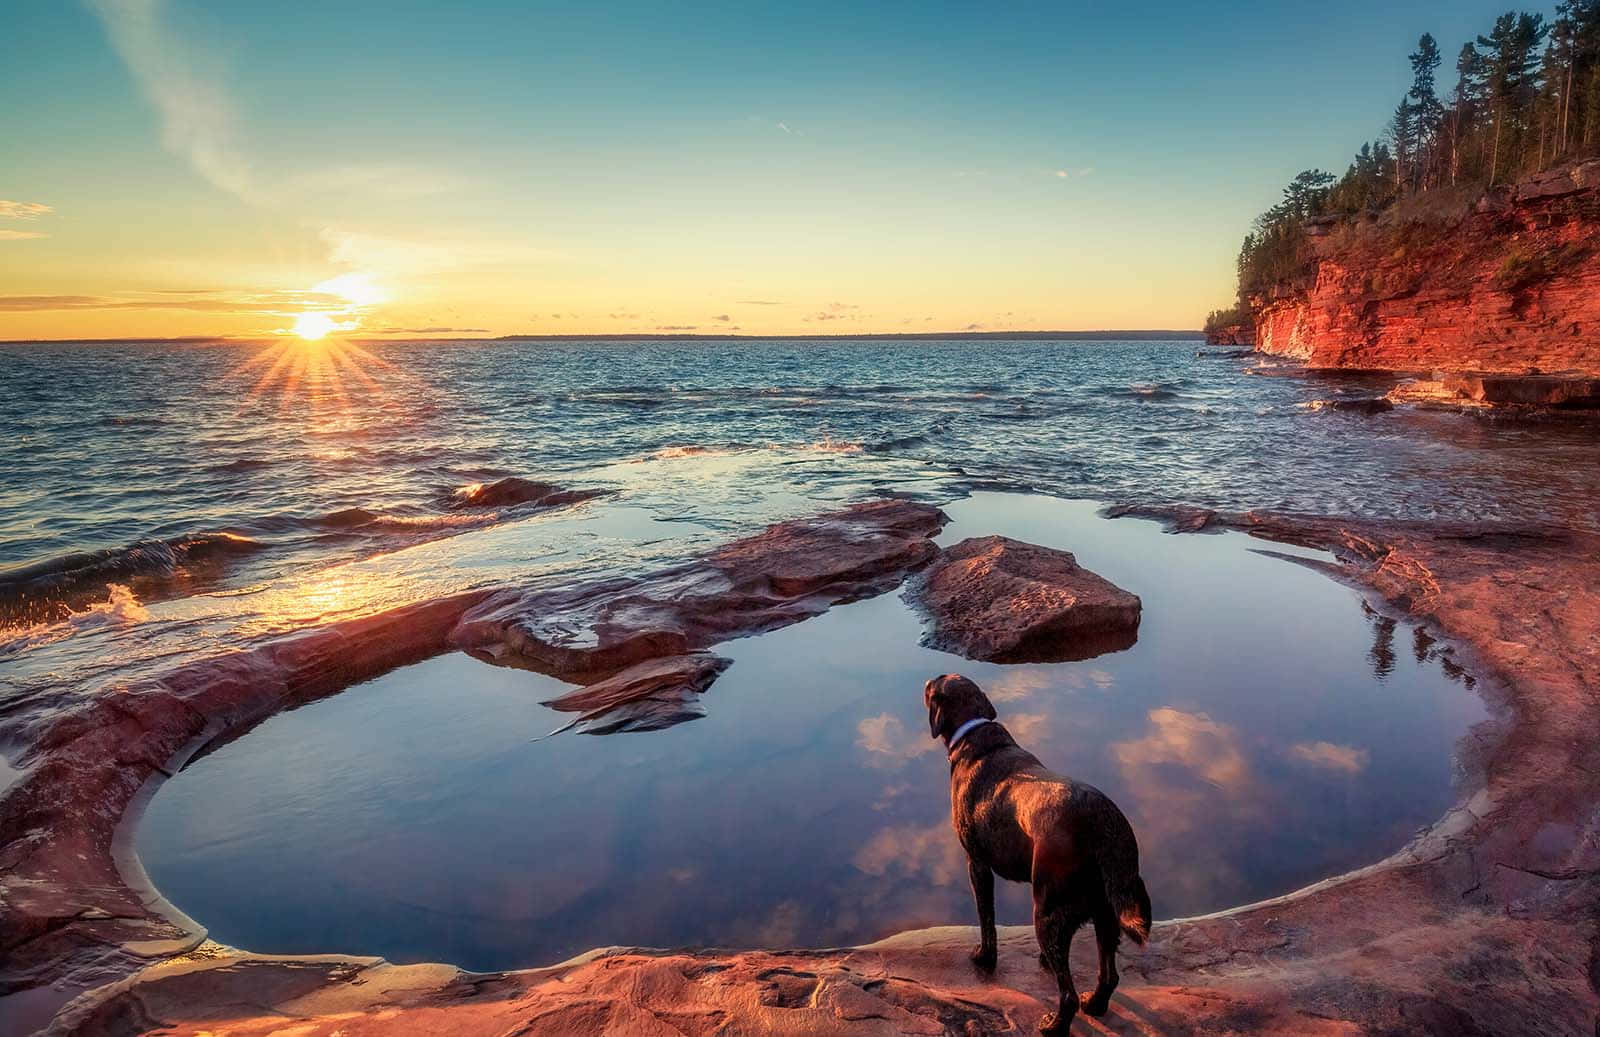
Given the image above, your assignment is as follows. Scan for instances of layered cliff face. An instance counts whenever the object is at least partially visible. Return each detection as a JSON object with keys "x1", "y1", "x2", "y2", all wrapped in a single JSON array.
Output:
[{"x1": 1252, "y1": 160, "x2": 1600, "y2": 376}]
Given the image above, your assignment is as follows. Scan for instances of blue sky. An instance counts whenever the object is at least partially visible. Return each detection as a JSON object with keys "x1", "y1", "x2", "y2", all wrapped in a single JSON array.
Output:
[{"x1": 0, "y1": 1, "x2": 1548, "y2": 338}]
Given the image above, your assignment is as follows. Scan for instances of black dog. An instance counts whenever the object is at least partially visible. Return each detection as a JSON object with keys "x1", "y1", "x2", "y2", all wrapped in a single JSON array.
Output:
[{"x1": 925, "y1": 673, "x2": 1152, "y2": 1034}]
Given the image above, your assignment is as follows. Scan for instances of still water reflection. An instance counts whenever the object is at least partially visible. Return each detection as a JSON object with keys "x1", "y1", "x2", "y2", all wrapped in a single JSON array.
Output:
[{"x1": 137, "y1": 494, "x2": 1485, "y2": 970}]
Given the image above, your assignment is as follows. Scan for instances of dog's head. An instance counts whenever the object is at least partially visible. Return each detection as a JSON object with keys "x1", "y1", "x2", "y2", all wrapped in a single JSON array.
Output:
[{"x1": 924, "y1": 673, "x2": 997, "y2": 742}]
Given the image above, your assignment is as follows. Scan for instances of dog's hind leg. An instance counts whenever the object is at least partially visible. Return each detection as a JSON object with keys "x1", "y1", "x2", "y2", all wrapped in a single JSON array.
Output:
[
  {"x1": 1032, "y1": 890, "x2": 1082, "y2": 1035},
  {"x1": 968, "y1": 857, "x2": 998, "y2": 972},
  {"x1": 1079, "y1": 905, "x2": 1120, "y2": 1016}
]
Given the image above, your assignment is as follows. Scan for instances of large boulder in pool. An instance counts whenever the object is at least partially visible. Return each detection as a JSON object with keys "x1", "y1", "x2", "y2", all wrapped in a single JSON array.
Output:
[{"x1": 912, "y1": 536, "x2": 1141, "y2": 662}]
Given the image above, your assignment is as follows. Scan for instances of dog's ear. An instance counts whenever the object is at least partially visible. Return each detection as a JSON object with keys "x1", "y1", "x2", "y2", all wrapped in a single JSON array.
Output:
[{"x1": 925, "y1": 677, "x2": 948, "y2": 740}]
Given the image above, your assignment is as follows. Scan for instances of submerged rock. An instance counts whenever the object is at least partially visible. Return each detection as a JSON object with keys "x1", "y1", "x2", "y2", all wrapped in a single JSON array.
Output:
[
  {"x1": 542, "y1": 652, "x2": 731, "y2": 735},
  {"x1": 450, "y1": 476, "x2": 606, "y2": 509},
  {"x1": 912, "y1": 535, "x2": 1141, "y2": 662}
]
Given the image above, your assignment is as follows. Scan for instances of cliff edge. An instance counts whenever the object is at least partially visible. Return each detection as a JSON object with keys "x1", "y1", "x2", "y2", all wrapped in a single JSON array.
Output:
[{"x1": 1250, "y1": 160, "x2": 1600, "y2": 376}]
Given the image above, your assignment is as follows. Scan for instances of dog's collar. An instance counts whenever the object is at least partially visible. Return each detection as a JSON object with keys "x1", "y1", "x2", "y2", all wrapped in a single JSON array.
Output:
[{"x1": 945, "y1": 717, "x2": 993, "y2": 755}]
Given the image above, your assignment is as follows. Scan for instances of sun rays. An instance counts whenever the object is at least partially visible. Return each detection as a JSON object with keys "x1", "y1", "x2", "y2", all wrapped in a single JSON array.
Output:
[{"x1": 227, "y1": 336, "x2": 403, "y2": 411}]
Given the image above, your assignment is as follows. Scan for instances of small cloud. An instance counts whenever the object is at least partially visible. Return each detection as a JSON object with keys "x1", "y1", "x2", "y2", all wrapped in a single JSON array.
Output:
[
  {"x1": 0, "y1": 230, "x2": 48, "y2": 241},
  {"x1": 656, "y1": 324, "x2": 698, "y2": 331},
  {"x1": 856, "y1": 713, "x2": 936, "y2": 765},
  {"x1": 737, "y1": 299, "x2": 782, "y2": 306},
  {"x1": 712, "y1": 313, "x2": 731, "y2": 322},
  {"x1": 964, "y1": 323, "x2": 984, "y2": 331},
  {"x1": 803, "y1": 301, "x2": 861, "y2": 323},
  {"x1": 608, "y1": 311, "x2": 640, "y2": 320},
  {"x1": 1287, "y1": 741, "x2": 1369, "y2": 774},
  {"x1": 777, "y1": 121, "x2": 792, "y2": 134},
  {"x1": 0, "y1": 201, "x2": 53, "y2": 219},
  {"x1": 1054, "y1": 170, "x2": 1070, "y2": 178}
]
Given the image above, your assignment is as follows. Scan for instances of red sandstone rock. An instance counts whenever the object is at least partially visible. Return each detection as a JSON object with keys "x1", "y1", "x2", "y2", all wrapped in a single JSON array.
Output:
[
  {"x1": 1252, "y1": 159, "x2": 1600, "y2": 377},
  {"x1": 912, "y1": 535, "x2": 1142, "y2": 662},
  {"x1": 9, "y1": 500, "x2": 1600, "y2": 1037},
  {"x1": 451, "y1": 499, "x2": 947, "y2": 679},
  {"x1": 0, "y1": 499, "x2": 945, "y2": 1031},
  {"x1": 541, "y1": 652, "x2": 732, "y2": 734},
  {"x1": 1203, "y1": 323, "x2": 1254, "y2": 346}
]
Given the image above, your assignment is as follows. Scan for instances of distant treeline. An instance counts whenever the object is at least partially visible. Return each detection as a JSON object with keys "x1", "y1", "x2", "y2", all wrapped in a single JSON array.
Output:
[{"x1": 1212, "y1": 2, "x2": 1600, "y2": 329}]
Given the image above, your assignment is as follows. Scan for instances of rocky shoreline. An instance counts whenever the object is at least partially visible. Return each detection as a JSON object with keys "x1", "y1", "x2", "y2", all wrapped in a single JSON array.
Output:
[{"x1": 3, "y1": 500, "x2": 1597, "y2": 1035}]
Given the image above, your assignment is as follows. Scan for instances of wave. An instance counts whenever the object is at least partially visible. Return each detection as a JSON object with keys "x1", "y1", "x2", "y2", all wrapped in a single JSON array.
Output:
[
  {"x1": 449, "y1": 478, "x2": 606, "y2": 510},
  {"x1": 311, "y1": 507, "x2": 483, "y2": 533},
  {"x1": 207, "y1": 457, "x2": 277, "y2": 474},
  {"x1": 800, "y1": 437, "x2": 863, "y2": 454},
  {"x1": 1112, "y1": 384, "x2": 1182, "y2": 401},
  {"x1": 0, "y1": 532, "x2": 262, "y2": 628},
  {"x1": 0, "y1": 583, "x2": 150, "y2": 658}
]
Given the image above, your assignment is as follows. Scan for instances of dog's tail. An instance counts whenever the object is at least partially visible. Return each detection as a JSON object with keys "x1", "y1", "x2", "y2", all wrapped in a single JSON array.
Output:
[
  {"x1": 1106, "y1": 872, "x2": 1152, "y2": 945},
  {"x1": 1098, "y1": 819, "x2": 1152, "y2": 945}
]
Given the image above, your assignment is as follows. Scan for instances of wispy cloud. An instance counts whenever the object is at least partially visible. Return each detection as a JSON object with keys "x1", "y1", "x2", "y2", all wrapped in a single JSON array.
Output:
[
  {"x1": 802, "y1": 301, "x2": 861, "y2": 323},
  {"x1": 737, "y1": 300, "x2": 783, "y2": 306},
  {"x1": 0, "y1": 201, "x2": 53, "y2": 219},
  {"x1": 1053, "y1": 167, "x2": 1095, "y2": 179},
  {"x1": 87, "y1": 0, "x2": 257, "y2": 201},
  {"x1": 1287, "y1": 741, "x2": 1369, "y2": 774},
  {"x1": 711, "y1": 313, "x2": 731, "y2": 322},
  {"x1": 320, "y1": 227, "x2": 561, "y2": 277},
  {"x1": 0, "y1": 290, "x2": 336, "y2": 313},
  {"x1": 1, "y1": 200, "x2": 56, "y2": 240}
]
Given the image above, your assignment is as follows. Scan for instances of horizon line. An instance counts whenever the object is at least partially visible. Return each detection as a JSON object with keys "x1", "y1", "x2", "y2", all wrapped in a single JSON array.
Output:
[{"x1": 0, "y1": 328, "x2": 1203, "y2": 346}]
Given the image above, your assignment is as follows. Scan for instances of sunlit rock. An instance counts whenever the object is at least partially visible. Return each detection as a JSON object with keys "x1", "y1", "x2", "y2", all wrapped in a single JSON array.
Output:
[{"x1": 911, "y1": 535, "x2": 1141, "y2": 662}]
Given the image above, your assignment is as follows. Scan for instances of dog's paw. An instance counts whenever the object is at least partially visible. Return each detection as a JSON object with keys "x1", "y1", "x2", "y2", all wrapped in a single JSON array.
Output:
[
  {"x1": 1079, "y1": 990, "x2": 1112, "y2": 1017},
  {"x1": 969, "y1": 944, "x2": 997, "y2": 972},
  {"x1": 1038, "y1": 1007, "x2": 1076, "y2": 1035}
]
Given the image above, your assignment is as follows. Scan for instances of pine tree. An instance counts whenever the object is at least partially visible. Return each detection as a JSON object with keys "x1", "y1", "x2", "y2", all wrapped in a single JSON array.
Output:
[
  {"x1": 1408, "y1": 34, "x2": 1445, "y2": 186},
  {"x1": 1449, "y1": 43, "x2": 1483, "y2": 184},
  {"x1": 1477, "y1": 11, "x2": 1549, "y2": 184}
]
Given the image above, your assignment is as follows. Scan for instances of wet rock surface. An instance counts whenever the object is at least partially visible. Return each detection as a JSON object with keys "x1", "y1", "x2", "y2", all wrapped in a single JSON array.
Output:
[
  {"x1": 451, "y1": 499, "x2": 946, "y2": 680},
  {"x1": 911, "y1": 536, "x2": 1142, "y2": 662},
  {"x1": 0, "y1": 499, "x2": 946, "y2": 1034},
  {"x1": 6, "y1": 499, "x2": 1600, "y2": 1036}
]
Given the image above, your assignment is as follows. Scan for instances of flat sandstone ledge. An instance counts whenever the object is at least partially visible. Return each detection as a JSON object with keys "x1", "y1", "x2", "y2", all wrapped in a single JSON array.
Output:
[{"x1": 6, "y1": 501, "x2": 1599, "y2": 1035}]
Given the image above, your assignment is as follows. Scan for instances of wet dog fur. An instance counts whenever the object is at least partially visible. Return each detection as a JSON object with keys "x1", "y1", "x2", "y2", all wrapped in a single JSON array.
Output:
[{"x1": 925, "y1": 673, "x2": 1152, "y2": 1034}]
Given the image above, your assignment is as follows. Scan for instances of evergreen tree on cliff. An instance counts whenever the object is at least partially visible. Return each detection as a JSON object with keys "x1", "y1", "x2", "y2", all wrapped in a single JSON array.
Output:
[
  {"x1": 1407, "y1": 34, "x2": 1445, "y2": 188},
  {"x1": 1477, "y1": 11, "x2": 1549, "y2": 184},
  {"x1": 1449, "y1": 43, "x2": 1484, "y2": 184}
]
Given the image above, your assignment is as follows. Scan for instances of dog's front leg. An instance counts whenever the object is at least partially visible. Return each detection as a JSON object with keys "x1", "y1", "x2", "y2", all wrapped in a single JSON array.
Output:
[{"x1": 968, "y1": 857, "x2": 997, "y2": 971}]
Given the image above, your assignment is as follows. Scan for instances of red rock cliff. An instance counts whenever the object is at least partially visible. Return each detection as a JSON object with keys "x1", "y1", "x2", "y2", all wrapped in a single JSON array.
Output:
[{"x1": 1252, "y1": 160, "x2": 1600, "y2": 375}]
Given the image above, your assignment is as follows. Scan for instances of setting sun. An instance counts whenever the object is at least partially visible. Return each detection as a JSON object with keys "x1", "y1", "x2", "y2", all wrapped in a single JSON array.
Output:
[{"x1": 292, "y1": 312, "x2": 338, "y2": 340}]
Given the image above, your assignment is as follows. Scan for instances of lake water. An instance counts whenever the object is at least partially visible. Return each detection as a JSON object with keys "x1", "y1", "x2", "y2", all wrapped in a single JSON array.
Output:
[
  {"x1": 1, "y1": 336, "x2": 1572, "y2": 971},
  {"x1": 135, "y1": 493, "x2": 1486, "y2": 971},
  {"x1": 4, "y1": 338, "x2": 1595, "y2": 697}
]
